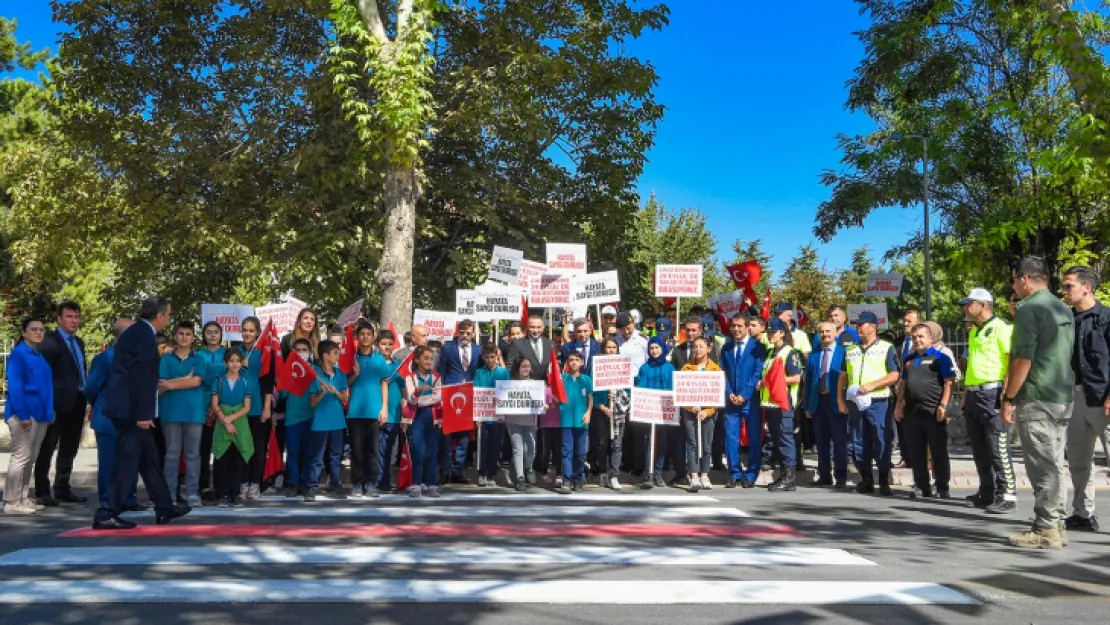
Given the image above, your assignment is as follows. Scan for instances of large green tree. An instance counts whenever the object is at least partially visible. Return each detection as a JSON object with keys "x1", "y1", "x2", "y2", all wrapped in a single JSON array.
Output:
[{"x1": 818, "y1": 0, "x2": 1110, "y2": 294}]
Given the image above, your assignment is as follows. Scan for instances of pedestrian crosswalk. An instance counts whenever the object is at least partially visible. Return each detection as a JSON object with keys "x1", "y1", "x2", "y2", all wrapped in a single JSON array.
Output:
[{"x1": 0, "y1": 489, "x2": 980, "y2": 606}]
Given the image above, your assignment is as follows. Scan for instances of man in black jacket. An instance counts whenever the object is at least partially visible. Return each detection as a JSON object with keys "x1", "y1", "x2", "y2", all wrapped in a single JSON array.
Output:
[
  {"x1": 1062, "y1": 266, "x2": 1110, "y2": 533},
  {"x1": 34, "y1": 300, "x2": 89, "y2": 505},
  {"x1": 92, "y1": 297, "x2": 190, "y2": 530}
]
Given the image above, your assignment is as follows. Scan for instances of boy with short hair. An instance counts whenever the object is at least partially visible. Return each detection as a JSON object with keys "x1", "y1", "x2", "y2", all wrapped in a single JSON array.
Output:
[
  {"x1": 306, "y1": 340, "x2": 350, "y2": 501},
  {"x1": 376, "y1": 330, "x2": 406, "y2": 493},
  {"x1": 557, "y1": 352, "x2": 593, "y2": 494},
  {"x1": 475, "y1": 342, "x2": 510, "y2": 487},
  {"x1": 281, "y1": 338, "x2": 315, "y2": 497},
  {"x1": 158, "y1": 322, "x2": 207, "y2": 508}
]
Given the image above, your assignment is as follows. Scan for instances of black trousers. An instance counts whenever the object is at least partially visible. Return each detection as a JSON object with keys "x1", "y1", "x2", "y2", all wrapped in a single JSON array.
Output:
[
  {"x1": 35, "y1": 399, "x2": 87, "y2": 497},
  {"x1": 587, "y1": 408, "x2": 610, "y2": 476},
  {"x1": 246, "y1": 417, "x2": 272, "y2": 486},
  {"x1": 348, "y1": 418, "x2": 381, "y2": 486},
  {"x1": 902, "y1": 412, "x2": 951, "y2": 492},
  {"x1": 964, "y1": 388, "x2": 1016, "y2": 497},
  {"x1": 534, "y1": 428, "x2": 562, "y2": 476},
  {"x1": 199, "y1": 423, "x2": 214, "y2": 493},
  {"x1": 94, "y1": 419, "x2": 174, "y2": 521},
  {"x1": 214, "y1": 447, "x2": 247, "y2": 500}
]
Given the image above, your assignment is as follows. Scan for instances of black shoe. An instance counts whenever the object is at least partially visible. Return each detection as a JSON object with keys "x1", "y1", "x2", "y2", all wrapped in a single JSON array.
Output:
[
  {"x1": 283, "y1": 487, "x2": 298, "y2": 498},
  {"x1": 910, "y1": 486, "x2": 923, "y2": 499},
  {"x1": 652, "y1": 475, "x2": 666, "y2": 488},
  {"x1": 155, "y1": 504, "x2": 192, "y2": 525},
  {"x1": 741, "y1": 478, "x2": 755, "y2": 489},
  {"x1": 36, "y1": 495, "x2": 59, "y2": 507},
  {"x1": 303, "y1": 489, "x2": 317, "y2": 502},
  {"x1": 985, "y1": 499, "x2": 1016, "y2": 514},
  {"x1": 669, "y1": 476, "x2": 690, "y2": 488},
  {"x1": 769, "y1": 471, "x2": 797, "y2": 492},
  {"x1": 878, "y1": 485, "x2": 893, "y2": 497},
  {"x1": 515, "y1": 478, "x2": 527, "y2": 492},
  {"x1": 725, "y1": 478, "x2": 738, "y2": 489},
  {"x1": 56, "y1": 491, "x2": 88, "y2": 504},
  {"x1": 967, "y1": 493, "x2": 993, "y2": 509},
  {"x1": 92, "y1": 516, "x2": 137, "y2": 530},
  {"x1": 812, "y1": 477, "x2": 834, "y2": 487},
  {"x1": 855, "y1": 482, "x2": 875, "y2": 494},
  {"x1": 834, "y1": 480, "x2": 848, "y2": 489},
  {"x1": 937, "y1": 489, "x2": 952, "y2": 500},
  {"x1": 1064, "y1": 514, "x2": 1100, "y2": 532},
  {"x1": 122, "y1": 503, "x2": 149, "y2": 513},
  {"x1": 639, "y1": 478, "x2": 654, "y2": 490}
]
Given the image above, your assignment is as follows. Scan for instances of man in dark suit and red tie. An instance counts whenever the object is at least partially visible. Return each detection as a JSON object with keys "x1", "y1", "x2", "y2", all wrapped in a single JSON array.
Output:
[{"x1": 92, "y1": 297, "x2": 191, "y2": 530}]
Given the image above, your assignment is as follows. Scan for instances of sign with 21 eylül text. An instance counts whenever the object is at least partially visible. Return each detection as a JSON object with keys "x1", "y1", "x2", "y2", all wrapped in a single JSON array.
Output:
[{"x1": 672, "y1": 370, "x2": 726, "y2": 407}]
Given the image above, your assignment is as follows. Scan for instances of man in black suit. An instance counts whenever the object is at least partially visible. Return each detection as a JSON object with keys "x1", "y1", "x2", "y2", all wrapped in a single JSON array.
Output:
[
  {"x1": 34, "y1": 300, "x2": 89, "y2": 505},
  {"x1": 506, "y1": 313, "x2": 554, "y2": 381},
  {"x1": 92, "y1": 297, "x2": 190, "y2": 530}
]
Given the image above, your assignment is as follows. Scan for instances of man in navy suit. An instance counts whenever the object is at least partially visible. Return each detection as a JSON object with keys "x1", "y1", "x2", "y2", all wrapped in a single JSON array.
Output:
[
  {"x1": 86, "y1": 319, "x2": 141, "y2": 512},
  {"x1": 804, "y1": 321, "x2": 851, "y2": 487},
  {"x1": 437, "y1": 319, "x2": 481, "y2": 483},
  {"x1": 560, "y1": 318, "x2": 601, "y2": 376},
  {"x1": 34, "y1": 300, "x2": 89, "y2": 505},
  {"x1": 92, "y1": 297, "x2": 190, "y2": 530},
  {"x1": 720, "y1": 313, "x2": 767, "y2": 488}
]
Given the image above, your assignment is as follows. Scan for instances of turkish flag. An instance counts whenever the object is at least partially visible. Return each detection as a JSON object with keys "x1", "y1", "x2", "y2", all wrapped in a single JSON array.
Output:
[
  {"x1": 441, "y1": 382, "x2": 474, "y2": 434},
  {"x1": 520, "y1": 295, "x2": 529, "y2": 328},
  {"x1": 796, "y1": 305, "x2": 809, "y2": 329},
  {"x1": 338, "y1": 324, "x2": 357, "y2": 374},
  {"x1": 763, "y1": 357, "x2": 791, "y2": 411},
  {"x1": 397, "y1": 437, "x2": 413, "y2": 490},
  {"x1": 388, "y1": 320, "x2": 398, "y2": 342},
  {"x1": 726, "y1": 261, "x2": 762, "y2": 305},
  {"x1": 547, "y1": 347, "x2": 568, "y2": 403},
  {"x1": 760, "y1": 289, "x2": 772, "y2": 323},
  {"x1": 259, "y1": 320, "x2": 283, "y2": 377},
  {"x1": 263, "y1": 427, "x2": 283, "y2": 481},
  {"x1": 278, "y1": 349, "x2": 318, "y2": 396},
  {"x1": 394, "y1": 348, "x2": 415, "y2": 379}
]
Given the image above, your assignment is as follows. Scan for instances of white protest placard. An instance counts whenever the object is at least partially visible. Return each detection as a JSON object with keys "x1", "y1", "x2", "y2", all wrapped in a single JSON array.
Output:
[
  {"x1": 255, "y1": 303, "x2": 292, "y2": 336},
  {"x1": 630, "y1": 388, "x2": 681, "y2": 426},
  {"x1": 337, "y1": 299, "x2": 364, "y2": 328},
  {"x1": 455, "y1": 289, "x2": 476, "y2": 318},
  {"x1": 591, "y1": 354, "x2": 635, "y2": 391},
  {"x1": 546, "y1": 243, "x2": 587, "y2": 276},
  {"x1": 201, "y1": 304, "x2": 256, "y2": 342},
  {"x1": 495, "y1": 380, "x2": 546, "y2": 415},
  {"x1": 848, "y1": 303, "x2": 891, "y2": 330},
  {"x1": 488, "y1": 246, "x2": 524, "y2": 285},
  {"x1": 412, "y1": 309, "x2": 458, "y2": 342},
  {"x1": 474, "y1": 286, "x2": 525, "y2": 322},
  {"x1": 673, "y1": 370, "x2": 727, "y2": 407},
  {"x1": 517, "y1": 260, "x2": 548, "y2": 290},
  {"x1": 528, "y1": 274, "x2": 572, "y2": 307},
  {"x1": 655, "y1": 264, "x2": 703, "y2": 298},
  {"x1": 706, "y1": 290, "x2": 747, "y2": 319},
  {"x1": 866, "y1": 272, "x2": 905, "y2": 297},
  {"x1": 570, "y1": 270, "x2": 621, "y2": 308},
  {"x1": 473, "y1": 387, "x2": 499, "y2": 422}
]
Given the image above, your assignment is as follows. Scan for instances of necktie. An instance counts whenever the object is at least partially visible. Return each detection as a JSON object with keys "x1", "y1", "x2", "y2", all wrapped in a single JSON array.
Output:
[
  {"x1": 68, "y1": 335, "x2": 85, "y2": 388},
  {"x1": 819, "y1": 347, "x2": 831, "y2": 393},
  {"x1": 821, "y1": 348, "x2": 831, "y2": 376},
  {"x1": 461, "y1": 344, "x2": 469, "y2": 369}
]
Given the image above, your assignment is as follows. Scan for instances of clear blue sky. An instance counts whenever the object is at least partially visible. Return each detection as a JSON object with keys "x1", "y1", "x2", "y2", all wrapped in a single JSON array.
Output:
[{"x1": 5, "y1": 1, "x2": 922, "y2": 277}]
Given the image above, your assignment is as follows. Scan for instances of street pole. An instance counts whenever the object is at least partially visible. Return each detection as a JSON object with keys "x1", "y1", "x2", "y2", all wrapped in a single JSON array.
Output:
[{"x1": 922, "y1": 136, "x2": 931, "y2": 321}]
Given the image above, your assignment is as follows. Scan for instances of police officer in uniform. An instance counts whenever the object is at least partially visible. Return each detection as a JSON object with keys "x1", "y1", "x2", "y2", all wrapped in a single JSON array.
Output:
[
  {"x1": 838, "y1": 311, "x2": 900, "y2": 495},
  {"x1": 959, "y1": 288, "x2": 1017, "y2": 514}
]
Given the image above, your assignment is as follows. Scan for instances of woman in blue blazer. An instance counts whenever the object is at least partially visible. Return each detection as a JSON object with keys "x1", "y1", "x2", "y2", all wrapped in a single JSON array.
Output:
[{"x1": 4, "y1": 318, "x2": 55, "y2": 515}]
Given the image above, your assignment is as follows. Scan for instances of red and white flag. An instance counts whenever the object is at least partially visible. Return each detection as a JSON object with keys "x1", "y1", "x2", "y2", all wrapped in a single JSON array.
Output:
[
  {"x1": 726, "y1": 260, "x2": 762, "y2": 304},
  {"x1": 796, "y1": 305, "x2": 809, "y2": 329},
  {"x1": 760, "y1": 290, "x2": 772, "y2": 323},
  {"x1": 278, "y1": 349, "x2": 318, "y2": 397},
  {"x1": 338, "y1": 324, "x2": 357, "y2": 374},
  {"x1": 442, "y1": 382, "x2": 474, "y2": 434},
  {"x1": 397, "y1": 438, "x2": 413, "y2": 490},
  {"x1": 258, "y1": 320, "x2": 283, "y2": 377},
  {"x1": 547, "y1": 347, "x2": 568, "y2": 404}
]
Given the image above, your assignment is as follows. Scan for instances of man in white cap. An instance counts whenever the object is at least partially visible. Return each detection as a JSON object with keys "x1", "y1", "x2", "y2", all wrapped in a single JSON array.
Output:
[
  {"x1": 959, "y1": 287, "x2": 1017, "y2": 515},
  {"x1": 599, "y1": 305, "x2": 618, "y2": 335}
]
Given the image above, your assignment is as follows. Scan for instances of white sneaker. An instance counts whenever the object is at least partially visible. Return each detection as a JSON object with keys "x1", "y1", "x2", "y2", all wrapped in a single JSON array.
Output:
[
  {"x1": 3, "y1": 501, "x2": 36, "y2": 515},
  {"x1": 701, "y1": 476, "x2": 713, "y2": 490},
  {"x1": 239, "y1": 483, "x2": 249, "y2": 498},
  {"x1": 609, "y1": 476, "x2": 621, "y2": 490},
  {"x1": 408, "y1": 485, "x2": 422, "y2": 498},
  {"x1": 186, "y1": 495, "x2": 203, "y2": 508},
  {"x1": 246, "y1": 484, "x2": 261, "y2": 500},
  {"x1": 426, "y1": 486, "x2": 441, "y2": 498},
  {"x1": 21, "y1": 498, "x2": 45, "y2": 511}
]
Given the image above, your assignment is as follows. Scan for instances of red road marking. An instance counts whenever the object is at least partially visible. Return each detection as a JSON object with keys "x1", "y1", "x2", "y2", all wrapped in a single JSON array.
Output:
[{"x1": 61, "y1": 523, "x2": 802, "y2": 539}]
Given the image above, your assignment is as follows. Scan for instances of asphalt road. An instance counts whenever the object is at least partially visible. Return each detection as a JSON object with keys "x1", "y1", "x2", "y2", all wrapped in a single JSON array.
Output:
[{"x1": 0, "y1": 481, "x2": 1107, "y2": 624}]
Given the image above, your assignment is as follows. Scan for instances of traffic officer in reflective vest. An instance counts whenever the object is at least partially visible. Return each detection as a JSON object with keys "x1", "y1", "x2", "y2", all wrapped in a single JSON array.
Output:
[
  {"x1": 959, "y1": 288, "x2": 1017, "y2": 514},
  {"x1": 838, "y1": 311, "x2": 900, "y2": 495}
]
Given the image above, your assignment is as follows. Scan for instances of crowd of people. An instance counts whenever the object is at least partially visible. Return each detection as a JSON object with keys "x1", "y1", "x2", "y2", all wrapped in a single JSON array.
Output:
[{"x1": 2, "y1": 256, "x2": 1107, "y2": 550}]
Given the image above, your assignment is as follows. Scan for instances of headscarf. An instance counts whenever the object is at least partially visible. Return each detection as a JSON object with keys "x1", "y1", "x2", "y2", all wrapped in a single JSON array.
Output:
[
  {"x1": 647, "y1": 336, "x2": 670, "y2": 366},
  {"x1": 925, "y1": 321, "x2": 944, "y2": 346}
]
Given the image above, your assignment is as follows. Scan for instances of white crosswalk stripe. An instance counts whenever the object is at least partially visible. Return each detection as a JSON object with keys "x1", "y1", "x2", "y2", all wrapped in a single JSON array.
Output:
[{"x1": 0, "y1": 490, "x2": 980, "y2": 607}]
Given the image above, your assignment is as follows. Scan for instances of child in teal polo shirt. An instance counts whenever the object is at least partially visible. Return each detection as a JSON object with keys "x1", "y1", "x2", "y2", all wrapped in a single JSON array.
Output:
[
  {"x1": 158, "y1": 321, "x2": 208, "y2": 507},
  {"x1": 474, "y1": 343, "x2": 510, "y2": 487},
  {"x1": 557, "y1": 352, "x2": 593, "y2": 494},
  {"x1": 281, "y1": 338, "x2": 315, "y2": 497},
  {"x1": 306, "y1": 340, "x2": 349, "y2": 501},
  {"x1": 375, "y1": 329, "x2": 407, "y2": 493},
  {"x1": 211, "y1": 348, "x2": 253, "y2": 507}
]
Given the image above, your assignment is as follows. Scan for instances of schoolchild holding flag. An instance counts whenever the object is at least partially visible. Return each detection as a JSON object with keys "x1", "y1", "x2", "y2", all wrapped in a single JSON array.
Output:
[
  {"x1": 377, "y1": 329, "x2": 409, "y2": 493},
  {"x1": 403, "y1": 346, "x2": 443, "y2": 497},
  {"x1": 279, "y1": 338, "x2": 316, "y2": 497},
  {"x1": 305, "y1": 340, "x2": 349, "y2": 501}
]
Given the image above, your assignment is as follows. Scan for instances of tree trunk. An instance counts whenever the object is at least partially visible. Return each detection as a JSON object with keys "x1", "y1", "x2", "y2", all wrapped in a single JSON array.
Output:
[
  {"x1": 378, "y1": 155, "x2": 419, "y2": 332},
  {"x1": 1037, "y1": 0, "x2": 1109, "y2": 122}
]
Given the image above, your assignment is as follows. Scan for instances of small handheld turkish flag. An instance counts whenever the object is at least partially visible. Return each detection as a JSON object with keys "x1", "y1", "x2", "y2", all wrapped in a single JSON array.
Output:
[
  {"x1": 278, "y1": 349, "x2": 318, "y2": 397},
  {"x1": 259, "y1": 320, "x2": 283, "y2": 377},
  {"x1": 441, "y1": 382, "x2": 474, "y2": 434},
  {"x1": 338, "y1": 324, "x2": 357, "y2": 374},
  {"x1": 263, "y1": 427, "x2": 283, "y2": 481},
  {"x1": 547, "y1": 347, "x2": 568, "y2": 404},
  {"x1": 397, "y1": 437, "x2": 413, "y2": 490},
  {"x1": 796, "y1": 305, "x2": 809, "y2": 329},
  {"x1": 760, "y1": 290, "x2": 772, "y2": 323},
  {"x1": 726, "y1": 260, "x2": 762, "y2": 305}
]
